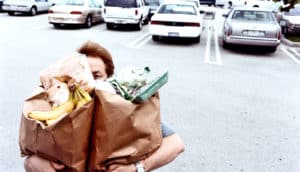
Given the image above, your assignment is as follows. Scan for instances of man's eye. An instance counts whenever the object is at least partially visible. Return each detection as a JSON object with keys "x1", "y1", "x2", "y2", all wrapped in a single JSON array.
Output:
[{"x1": 93, "y1": 72, "x2": 103, "y2": 78}]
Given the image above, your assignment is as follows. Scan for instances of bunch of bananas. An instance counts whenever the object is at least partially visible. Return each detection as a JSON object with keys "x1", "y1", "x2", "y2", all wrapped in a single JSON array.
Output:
[{"x1": 28, "y1": 85, "x2": 92, "y2": 126}]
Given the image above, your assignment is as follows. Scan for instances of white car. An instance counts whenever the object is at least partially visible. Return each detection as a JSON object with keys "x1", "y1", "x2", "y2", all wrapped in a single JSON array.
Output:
[
  {"x1": 245, "y1": 0, "x2": 275, "y2": 9},
  {"x1": 103, "y1": 0, "x2": 150, "y2": 30},
  {"x1": 2, "y1": 0, "x2": 54, "y2": 16},
  {"x1": 150, "y1": 0, "x2": 203, "y2": 42}
]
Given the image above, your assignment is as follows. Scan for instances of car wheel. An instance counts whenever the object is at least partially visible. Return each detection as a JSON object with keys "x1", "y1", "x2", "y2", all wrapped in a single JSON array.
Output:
[
  {"x1": 106, "y1": 23, "x2": 113, "y2": 30},
  {"x1": 194, "y1": 36, "x2": 200, "y2": 43},
  {"x1": 30, "y1": 7, "x2": 37, "y2": 16},
  {"x1": 136, "y1": 19, "x2": 142, "y2": 30},
  {"x1": 152, "y1": 35, "x2": 159, "y2": 41},
  {"x1": 8, "y1": 11, "x2": 14, "y2": 16},
  {"x1": 269, "y1": 46, "x2": 277, "y2": 53},
  {"x1": 223, "y1": 40, "x2": 230, "y2": 49},
  {"x1": 53, "y1": 23, "x2": 61, "y2": 28},
  {"x1": 85, "y1": 16, "x2": 92, "y2": 28}
]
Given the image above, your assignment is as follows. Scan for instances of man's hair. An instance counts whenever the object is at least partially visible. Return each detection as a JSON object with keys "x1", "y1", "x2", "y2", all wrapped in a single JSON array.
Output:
[{"x1": 78, "y1": 40, "x2": 114, "y2": 77}]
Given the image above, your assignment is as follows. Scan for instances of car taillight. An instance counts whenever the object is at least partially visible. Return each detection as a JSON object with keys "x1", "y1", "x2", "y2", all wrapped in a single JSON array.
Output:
[
  {"x1": 185, "y1": 22, "x2": 200, "y2": 27},
  {"x1": 277, "y1": 30, "x2": 281, "y2": 40},
  {"x1": 48, "y1": 9, "x2": 53, "y2": 13},
  {"x1": 226, "y1": 26, "x2": 232, "y2": 36},
  {"x1": 151, "y1": 20, "x2": 161, "y2": 25},
  {"x1": 135, "y1": 9, "x2": 138, "y2": 15},
  {"x1": 70, "y1": 11, "x2": 82, "y2": 15},
  {"x1": 103, "y1": 8, "x2": 106, "y2": 14}
]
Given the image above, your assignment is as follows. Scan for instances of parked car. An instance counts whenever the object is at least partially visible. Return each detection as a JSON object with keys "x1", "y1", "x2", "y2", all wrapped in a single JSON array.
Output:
[
  {"x1": 200, "y1": 0, "x2": 215, "y2": 6},
  {"x1": 102, "y1": 0, "x2": 150, "y2": 30},
  {"x1": 0, "y1": 0, "x2": 4, "y2": 11},
  {"x1": 48, "y1": 0, "x2": 103, "y2": 28},
  {"x1": 149, "y1": 0, "x2": 204, "y2": 42},
  {"x1": 222, "y1": 7, "x2": 281, "y2": 52},
  {"x1": 225, "y1": 0, "x2": 246, "y2": 8},
  {"x1": 278, "y1": 3, "x2": 300, "y2": 35},
  {"x1": 245, "y1": 0, "x2": 274, "y2": 8},
  {"x1": 2, "y1": 0, "x2": 54, "y2": 16},
  {"x1": 145, "y1": 0, "x2": 162, "y2": 19}
]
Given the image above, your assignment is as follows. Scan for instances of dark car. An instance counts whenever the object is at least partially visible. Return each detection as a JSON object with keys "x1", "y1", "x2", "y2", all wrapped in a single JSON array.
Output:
[
  {"x1": 145, "y1": 0, "x2": 161, "y2": 19},
  {"x1": 200, "y1": 0, "x2": 215, "y2": 6},
  {"x1": 0, "y1": 0, "x2": 3, "y2": 11},
  {"x1": 278, "y1": 3, "x2": 300, "y2": 35}
]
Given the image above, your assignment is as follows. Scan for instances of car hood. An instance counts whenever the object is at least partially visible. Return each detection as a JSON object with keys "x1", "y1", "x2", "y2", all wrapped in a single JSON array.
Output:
[
  {"x1": 283, "y1": 16, "x2": 300, "y2": 24},
  {"x1": 50, "y1": 5, "x2": 88, "y2": 12},
  {"x1": 151, "y1": 13, "x2": 201, "y2": 23},
  {"x1": 229, "y1": 20, "x2": 279, "y2": 31}
]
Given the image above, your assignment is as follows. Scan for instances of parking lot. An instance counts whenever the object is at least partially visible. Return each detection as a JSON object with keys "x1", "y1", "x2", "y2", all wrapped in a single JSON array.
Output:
[{"x1": 1, "y1": 5, "x2": 300, "y2": 171}]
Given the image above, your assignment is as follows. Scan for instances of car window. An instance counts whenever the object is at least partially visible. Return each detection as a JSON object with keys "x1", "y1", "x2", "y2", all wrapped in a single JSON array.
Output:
[
  {"x1": 104, "y1": 0, "x2": 138, "y2": 7},
  {"x1": 181, "y1": 0, "x2": 199, "y2": 8},
  {"x1": 145, "y1": 0, "x2": 159, "y2": 6},
  {"x1": 62, "y1": 0, "x2": 85, "y2": 5},
  {"x1": 286, "y1": 7, "x2": 300, "y2": 16},
  {"x1": 158, "y1": 4, "x2": 196, "y2": 15},
  {"x1": 232, "y1": 10, "x2": 274, "y2": 21}
]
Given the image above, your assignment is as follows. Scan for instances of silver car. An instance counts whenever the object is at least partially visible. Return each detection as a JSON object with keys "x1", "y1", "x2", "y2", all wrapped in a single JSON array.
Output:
[
  {"x1": 48, "y1": 0, "x2": 103, "y2": 28},
  {"x1": 2, "y1": 0, "x2": 54, "y2": 16},
  {"x1": 222, "y1": 7, "x2": 281, "y2": 52}
]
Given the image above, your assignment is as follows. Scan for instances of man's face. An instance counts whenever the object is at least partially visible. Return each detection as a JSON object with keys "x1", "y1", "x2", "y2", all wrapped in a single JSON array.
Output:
[{"x1": 86, "y1": 56, "x2": 108, "y2": 81}]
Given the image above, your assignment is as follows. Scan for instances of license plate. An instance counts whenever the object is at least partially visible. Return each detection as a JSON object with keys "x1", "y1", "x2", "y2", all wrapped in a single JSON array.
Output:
[
  {"x1": 279, "y1": 20, "x2": 287, "y2": 26},
  {"x1": 168, "y1": 32, "x2": 179, "y2": 37},
  {"x1": 243, "y1": 30, "x2": 264, "y2": 36},
  {"x1": 116, "y1": 20, "x2": 124, "y2": 24}
]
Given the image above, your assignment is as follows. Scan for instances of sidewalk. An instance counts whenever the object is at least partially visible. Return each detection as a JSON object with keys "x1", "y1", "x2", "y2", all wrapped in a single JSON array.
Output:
[{"x1": 281, "y1": 36, "x2": 300, "y2": 58}]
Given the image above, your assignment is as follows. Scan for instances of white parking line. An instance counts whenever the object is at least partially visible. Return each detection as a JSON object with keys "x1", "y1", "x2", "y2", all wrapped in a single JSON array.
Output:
[
  {"x1": 204, "y1": 22, "x2": 223, "y2": 65},
  {"x1": 281, "y1": 46, "x2": 300, "y2": 65},
  {"x1": 128, "y1": 32, "x2": 151, "y2": 48}
]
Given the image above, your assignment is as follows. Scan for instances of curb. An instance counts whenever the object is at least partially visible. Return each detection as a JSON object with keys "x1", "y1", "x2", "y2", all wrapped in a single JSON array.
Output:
[{"x1": 281, "y1": 36, "x2": 300, "y2": 47}]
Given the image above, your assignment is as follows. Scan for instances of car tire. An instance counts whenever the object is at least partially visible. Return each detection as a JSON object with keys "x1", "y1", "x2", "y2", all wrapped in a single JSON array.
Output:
[
  {"x1": 152, "y1": 35, "x2": 159, "y2": 41},
  {"x1": 269, "y1": 46, "x2": 277, "y2": 53},
  {"x1": 8, "y1": 11, "x2": 14, "y2": 16},
  {"x1": 194, "y1": 36, "x2": 200, "y2": 43},
  {"x1": 30, "y1": 7, "x2": 37, "y2": 16},
  {"x1": 53, "y1": 23, "x2": 61, "y2": 28},
  {"x1": 136, "y1": 19, "x2": 142, "y2": 30},
  {"x1": 85, "y1": 15, "x2": 92, "y2": 28},
  {"x1": 106, "y1": 23, "x2": 113, "y2": 30},
  {"x1": 223, "y1": 40, "x2": 230, "y2": 49}
]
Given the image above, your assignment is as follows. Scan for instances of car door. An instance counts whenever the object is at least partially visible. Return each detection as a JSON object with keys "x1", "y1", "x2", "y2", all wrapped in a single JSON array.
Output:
[
  {"x1": 140, "y1": 0, "x2": 149, "y2": 20},
  {"x1": 90, "y1": 0, "x2": 103, "y2": 22}
]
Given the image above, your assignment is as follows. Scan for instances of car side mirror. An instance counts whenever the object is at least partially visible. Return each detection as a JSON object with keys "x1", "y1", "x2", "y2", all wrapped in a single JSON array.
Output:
[
  {"x1": 199, "y1": 10, "x2": 205, "y2": 14},
  {"x1": 222, "y1": 14, "x2": 228, "y2": 18}
]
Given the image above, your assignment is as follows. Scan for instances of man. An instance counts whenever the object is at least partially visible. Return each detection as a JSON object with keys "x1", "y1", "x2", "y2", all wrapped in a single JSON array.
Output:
[{"x1": 24, "y1": 41, "x2": 185, "y2": 172}]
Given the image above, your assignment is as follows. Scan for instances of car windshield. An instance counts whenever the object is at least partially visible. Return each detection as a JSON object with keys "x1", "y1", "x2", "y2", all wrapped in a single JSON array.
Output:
[
  {"x1": 104, "y1": 0, "x2": 137, "y2": 7},
  {"x1": 145, "y1": 0, "x2": 160, "y2": 6},
  {"x1": 158, "y1": 4, "x2": 196, "y2": 15},
  {"x1": 181, "y1": 0, "x2": 199, "y2": 8},
  {"x1": 62, "y1": 0, "x2": 85, "y2": 5},
  {"x1": 231, "y1": 10, "x2": 274, "y2": 22},
  {"x1": 285, "y1": 7, "x2": 300, "y2": 16}
]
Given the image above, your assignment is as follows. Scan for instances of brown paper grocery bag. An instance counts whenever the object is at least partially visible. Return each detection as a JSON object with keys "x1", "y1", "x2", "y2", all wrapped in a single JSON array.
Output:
[
  {"x1": 89, "y1": 89, "x2": 162, "y2": 171},
  {"x1": 39, "y1": 52, "x2": 94, "y2": 93},
  {"x1": 19, "y1": 87, "x2": 95, "y2": 172}
]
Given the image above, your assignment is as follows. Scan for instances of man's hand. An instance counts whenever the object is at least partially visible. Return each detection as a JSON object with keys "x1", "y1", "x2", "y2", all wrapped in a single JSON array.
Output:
[
  {"x1": 24, "y1": 155, "x2": 65, "y2": 172},
  {"x1": 107, "y1": 163, "x2": 136, "y2": 172}
]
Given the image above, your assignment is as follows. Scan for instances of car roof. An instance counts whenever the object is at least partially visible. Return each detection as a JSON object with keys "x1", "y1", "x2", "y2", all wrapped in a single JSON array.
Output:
[
  {"x1": 232, "y1": 6, "x2": 272, "y2": 12},
  {"x1": 161, "y1": 0, "x2": 197, "y2": 6}
]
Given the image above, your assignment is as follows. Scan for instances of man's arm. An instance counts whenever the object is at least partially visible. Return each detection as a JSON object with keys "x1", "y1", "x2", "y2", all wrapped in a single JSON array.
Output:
[
  {"x1": 24, "y1": 155, "x2": 65, "y2": 172},
  {"x1": 142, "y1": 133, "x2": 185, "y2": 171},
  {"x1": 107, "y1": 133, "x2": 185, "y2": 172}
]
